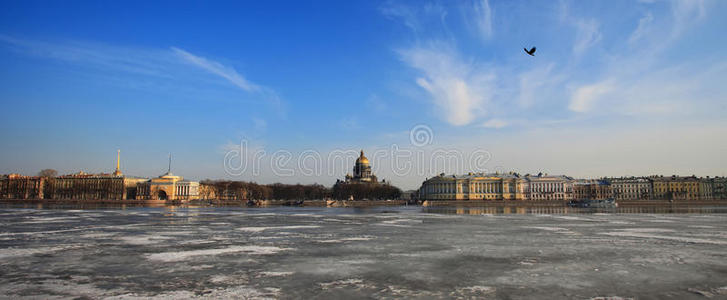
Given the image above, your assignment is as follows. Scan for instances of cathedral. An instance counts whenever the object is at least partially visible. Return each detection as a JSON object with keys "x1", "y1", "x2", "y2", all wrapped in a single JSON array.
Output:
[{"x1": 343, "y1": 150, "x2": 378, "y2": 184}]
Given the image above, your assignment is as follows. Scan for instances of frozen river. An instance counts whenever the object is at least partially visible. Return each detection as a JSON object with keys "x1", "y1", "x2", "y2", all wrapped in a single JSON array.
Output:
[{"x1": 1, "y1": 206, "x2": 726, "y2": 299}]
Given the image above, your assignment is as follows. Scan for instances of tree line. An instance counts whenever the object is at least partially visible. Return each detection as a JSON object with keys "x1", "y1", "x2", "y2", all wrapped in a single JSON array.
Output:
[{"x1": 199, "y1": 180, "x2": 401, "y2": 201}]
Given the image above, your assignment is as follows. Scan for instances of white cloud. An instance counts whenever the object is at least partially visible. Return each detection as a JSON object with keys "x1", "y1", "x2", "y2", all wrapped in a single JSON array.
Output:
[
  {"x1": 399, "y1": 45, "x2": 494, "y2": 126},
  {"x1": 568, "y1": 80, "x2": 614, "y2": 113}
]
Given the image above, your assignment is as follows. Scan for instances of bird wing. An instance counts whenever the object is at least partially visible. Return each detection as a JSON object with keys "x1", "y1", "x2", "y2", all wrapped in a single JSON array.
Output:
[{"x1": 530, "y1": 47, "x2": 536, "y2": 53}]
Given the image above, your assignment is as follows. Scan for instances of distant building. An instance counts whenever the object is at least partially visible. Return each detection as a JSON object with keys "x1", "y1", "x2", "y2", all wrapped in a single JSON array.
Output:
[
  {"x1": 609, "y1": 177, "x2": 652, "y2": 201},
  {"x1": 44, "y1": 150, "x2": 148, "y2": 200},
  {"x1": 651, "y1": 175, "x2": 700, "y2": 200},
  {"x1": 0, "y1": 174, "x2": 45, "y2": 199},
  {"x1": 343, "y1": 150, "x2": 378, "y2": 184},
  {"x1": 526, "y1": 174, "x2": 574, "y2": 201},
  {"x1": 418, "y1": 172, "x2": 529, "y2": 201},
  {"x1": 699, "y1": 177, "x2": 714, "y2": 200},
  {"x1": 0, "y1": 151, "x2": 148, "y2": 200},
  {"x1": 136, "y1": 155, "x2": 199, "y2": 201},
  {"x1": 713, "y1": 177, "x2": 727, "y2": 199},
  {"x1": 46, "y1": 171, "x2": 147, "y2": 200},
  {"x1": 573, "y1": 179, "x2": 611, "y2": 200}
]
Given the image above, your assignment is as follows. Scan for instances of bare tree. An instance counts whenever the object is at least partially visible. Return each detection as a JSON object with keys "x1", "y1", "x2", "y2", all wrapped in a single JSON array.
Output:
[{"x1": 38, "y1": 169, "x2": 58, "y2": 178}]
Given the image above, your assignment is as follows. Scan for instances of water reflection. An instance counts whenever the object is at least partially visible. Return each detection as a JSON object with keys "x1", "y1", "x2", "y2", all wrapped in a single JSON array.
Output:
[
  {"x1": 3, "y1": 202, "x2": 727, "y2": 214},
  {"x1": 424, "y1": 206, "x2": 727, "y2": 214}
]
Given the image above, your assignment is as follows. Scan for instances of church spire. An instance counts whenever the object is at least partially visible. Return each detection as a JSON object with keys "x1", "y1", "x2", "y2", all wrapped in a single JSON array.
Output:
[
  {"x1": 113, "y1": 149, "x2": 123, "y2": 176},
  {"x1": 168, "y1": 153, "x2": 172, "y2": 174}
]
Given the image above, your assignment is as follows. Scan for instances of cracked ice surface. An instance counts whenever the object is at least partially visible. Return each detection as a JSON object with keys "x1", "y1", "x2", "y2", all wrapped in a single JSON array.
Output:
[{"x1": 1, "y1": 206, "x2": 727, "y2": 299}]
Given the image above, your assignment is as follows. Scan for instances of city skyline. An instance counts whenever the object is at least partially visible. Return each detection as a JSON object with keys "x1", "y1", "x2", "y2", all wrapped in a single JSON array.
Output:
[{"x1": 1, "y1": 1, "x2": 727, "y2": 190}]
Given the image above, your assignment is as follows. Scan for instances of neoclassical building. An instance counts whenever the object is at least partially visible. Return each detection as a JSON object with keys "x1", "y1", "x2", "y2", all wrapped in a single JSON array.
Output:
[
  {"x1": 41, "y1": 150, "x2": 148, "y2": 200},
  {"x1": 418, "y1": 172, "x2": 576, "y2": 201},
  {"x1": 609, "y1": 177, "x2": 652, "y2": 200},
  {"x1": 418, "y1": 172, "x2": 530, "y2": 201},
  {"x1": 136, "y1": 156, "x2": 199, "y2": 201},
  {"x1": 526, "y1": 174, "x2": 574, "y2": 201},
  {"x1": 572, "y1": 180, "x2": 611, "y2": 200}
]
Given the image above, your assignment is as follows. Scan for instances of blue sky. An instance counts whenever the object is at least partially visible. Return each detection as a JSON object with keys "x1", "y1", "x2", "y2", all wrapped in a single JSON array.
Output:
[{"x1": 1, "y1": 0, "x2": 726, "y2": 189}]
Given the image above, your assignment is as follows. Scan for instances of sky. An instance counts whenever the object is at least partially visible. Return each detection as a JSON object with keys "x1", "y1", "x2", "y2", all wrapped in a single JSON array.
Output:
[{"x1": 1, "y1": 0, "x2": 726, "y2": 190}]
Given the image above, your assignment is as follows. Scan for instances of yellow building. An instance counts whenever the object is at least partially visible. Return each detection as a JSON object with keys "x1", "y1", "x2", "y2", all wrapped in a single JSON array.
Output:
[
  {"x1": 419, "y1": 172, "x2": 528, "y2": 201},
  {"x1": 39, "y1": 150, "x2": 147, "y2": 200},
  {"x1": 0, "y1": 174, "x2": 45, "y2": 199},
  {"x1": 651, "y1": 175, "x2": 700, "y2": 200},
  {"x1": 135, "y1": 155, "x2": 199, "y2": 202}
]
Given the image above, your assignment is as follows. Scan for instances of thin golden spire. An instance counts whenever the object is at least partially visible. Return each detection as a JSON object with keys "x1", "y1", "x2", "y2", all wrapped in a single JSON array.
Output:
[{"x1": 113, "y1": 149, "x2": 123, "y2": 176}]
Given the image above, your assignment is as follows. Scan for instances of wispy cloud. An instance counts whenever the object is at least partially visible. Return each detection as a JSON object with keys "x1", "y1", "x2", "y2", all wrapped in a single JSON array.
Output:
[
  {"x1": 517, "y1": 63, "x2": 562, "y2": 109},
  {"x1": 366, "y1": 94, "x2": 388, "y2": 112},
  {"x1": 379, "y1": 1, "x2": 448, "y2": 34},
  {"x1": 482, "y1": 118, "x2": 507, "y2": 129},
  {"x1": 0, "y1": 35, "x2": 281, "y2": 106},
  {"x1": 398, "y1": 44, "x2": 494, "y2": 126},
  {"x1": 472, "y1": 0, "x2": 493, "y2": 39},
  {"x1": 171, "y1": 47, "x2": 260, "y2": 93},
  {"x1": 339, "y1": 117, "x2": 361, "y2": 130},
  {"x1": 386, "y1": 0, "x2": 723, "y2": 130},
  {"x1": 568, "y1": 80, "x2": 614, "y2": 113},
  {"x1": 171, "y1": 47, "x2": 281, "y2": 106},
  {"x1": 629, "y1": 12, "x2": 654, "y2": 44},
  {"x1": 572, "y1": 18, "x2": 602, "y2": 55},
  {"x1": 670, "y1": 0, "x2": 706, "y2": 37}
]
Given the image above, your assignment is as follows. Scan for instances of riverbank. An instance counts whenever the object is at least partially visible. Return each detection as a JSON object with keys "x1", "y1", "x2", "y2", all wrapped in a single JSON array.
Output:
[
  {"x1": 0, "y1": 198, "x2": 411, "y2": 208},
  {"x1": 3, "y1": 198, "x2": 727, "y2": 208}
]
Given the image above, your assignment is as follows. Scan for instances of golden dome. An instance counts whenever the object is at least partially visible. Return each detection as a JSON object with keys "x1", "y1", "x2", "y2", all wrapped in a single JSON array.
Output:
[{"x1": 356, "y1": 150, "x2": 369, "y2": 165}]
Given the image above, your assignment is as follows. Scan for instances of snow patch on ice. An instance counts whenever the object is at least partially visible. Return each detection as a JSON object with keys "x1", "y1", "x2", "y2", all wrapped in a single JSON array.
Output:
[
  {"x1": 118, "y1": 235, "x2": 172, "y2": 245},
  {"x1": 601, "y1": 231, "x2": 727, "y2": 245},
  {"x1": 523, "y1": 226, "x2": 578, "y2": 235},
  {"x1": 645, "y1": 219, "x2": 675, "y2": 223},
  {"x1": 81, "y1": 232, "x2": 117, "y2": 239},
  {"x1": 319, "y1": 278, "x2": 369, "y2": 290},
  {"x1": 455, "y1": 285, "x2": 496, "y2": 295},
  {"x1": 259, "y1": 271, "x2": 293, "y2": 277},
  {"x1": 107, "y1": 286, "x2": 278, "y2": 300},
  {"x1": 23, "y1": 216, "x2": 79, "y2": 223},
  {"x1": 619, "y1": 228, "x2": 674, "y2": 233},
  {"x1": 0, "y1": 245, "x2": 83, "y2": 259},
  {"x1": 146, "y1": 245, "x2": 293, "y2": 262},
  {"x1": 375, "y1": 218, "x2": 422, "y2": 227},
  {"x1": 238, "y1": 225, "x2": 320, "y2": 232},
  {"x1": 317, "y1": 237, "x2": 374, "y2": 243}
]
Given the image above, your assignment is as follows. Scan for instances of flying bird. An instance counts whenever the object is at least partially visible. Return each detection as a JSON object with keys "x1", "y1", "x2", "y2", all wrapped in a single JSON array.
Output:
[{"x1": 524, "y1": 46, "x2": 536, "y2": 56}]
